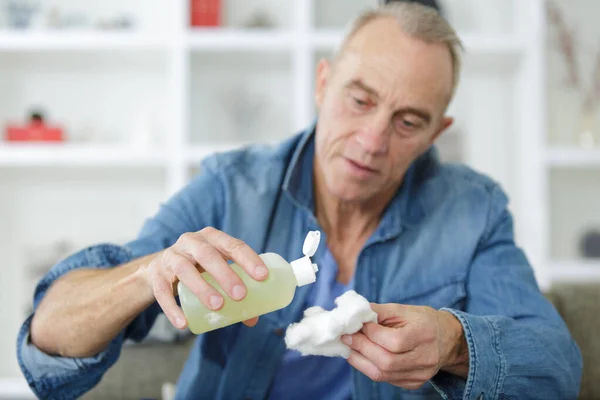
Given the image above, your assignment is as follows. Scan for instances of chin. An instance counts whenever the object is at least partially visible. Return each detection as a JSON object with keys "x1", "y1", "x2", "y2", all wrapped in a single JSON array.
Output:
[{"x1": 327, "y1": 179, "x2": 375, "y2": 203}]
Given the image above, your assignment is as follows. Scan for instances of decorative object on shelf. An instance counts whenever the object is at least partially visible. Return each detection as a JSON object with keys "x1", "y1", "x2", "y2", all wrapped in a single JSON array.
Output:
[
  {"x1": 5, "y1": 109, "x2": 65, "y2": 142},
  {"x1": 96, "y1": 14, "x2": 135, "y2": 31},
  {"x1": 580, "y1": 229, "x2": 600, "y2": 259},
  {"x1": 547, "y1": 1, "x2": 600, "y2": 149},
  {"x1": 190, "y1": 0, "x2": 220, "y2": 27},
  {"x1": 5, "y1": 2, "x2": 135, "y2": 31},
  {"x1": 45, "y1": 7, "x2": 90, "y2": 30},
  {"x1": 4, "y1": 0, "x2": 40, "y2": 29},
  {"x1": 243, "y1": 11, "x2": 275, "y2": 29}
]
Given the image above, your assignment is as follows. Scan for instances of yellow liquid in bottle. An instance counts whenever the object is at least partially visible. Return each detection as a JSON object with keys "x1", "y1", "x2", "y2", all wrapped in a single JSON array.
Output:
[{"x1": 178, "y1": 252, "x2": 299, "y2": 334}]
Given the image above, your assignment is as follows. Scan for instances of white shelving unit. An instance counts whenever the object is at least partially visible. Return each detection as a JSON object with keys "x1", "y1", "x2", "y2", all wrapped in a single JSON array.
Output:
[
  {"x1": 5, "y1": 0, "x2": 598, "y2": 393},
  {"x1": 187, "y1": 29, "x2": 293, "y2": 51},
  {"x1": 0, "y1": 31, "x2": 168, "y2": 51},
  {"x1": 546, "y1": 148, "x2": 600, "y2": 167},
  {"x1": 0, "y1": 143, "x2": 166, "y2": 167},
  {"x1": 524, "y1": 0, "x2": 600, "y2": 285},
  {"x1": 549, "y1": 261, "x2": 600, "y2": 282}
]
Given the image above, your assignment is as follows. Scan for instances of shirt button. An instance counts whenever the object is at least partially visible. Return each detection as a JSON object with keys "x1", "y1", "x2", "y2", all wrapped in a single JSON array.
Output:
[{"x1": 273, "y1": 328, "x2": 284, "y2": 337}]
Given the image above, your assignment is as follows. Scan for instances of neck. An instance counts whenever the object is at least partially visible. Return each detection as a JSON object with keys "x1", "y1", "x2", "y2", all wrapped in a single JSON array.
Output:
[{"x1": 313, "y1": 160, "x2": 399, "y2": 243}]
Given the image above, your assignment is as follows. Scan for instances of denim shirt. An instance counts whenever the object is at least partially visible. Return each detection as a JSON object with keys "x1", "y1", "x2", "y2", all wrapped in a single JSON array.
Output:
[{"x1": 17, "y1": 122, "x2": 582, "y2": 400}]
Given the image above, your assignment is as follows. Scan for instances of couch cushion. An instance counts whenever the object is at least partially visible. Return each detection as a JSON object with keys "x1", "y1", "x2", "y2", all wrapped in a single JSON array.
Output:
[
  {"x1": 546, "y1": 283, "x2": 600, "y2": 400},
  {"x1": 83, "y1": 337, "x2": 195, "y2": 400}
]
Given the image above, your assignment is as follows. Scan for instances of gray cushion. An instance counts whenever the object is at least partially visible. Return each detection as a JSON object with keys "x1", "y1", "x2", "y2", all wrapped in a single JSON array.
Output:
[{"x1": 546, "y1": 283, "x2": 600, "y2": 400}]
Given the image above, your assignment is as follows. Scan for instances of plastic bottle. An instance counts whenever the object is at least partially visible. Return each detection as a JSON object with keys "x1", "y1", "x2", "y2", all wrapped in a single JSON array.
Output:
[{"x1": 178, "y1": 231, "x2": 321, "y2": 334}]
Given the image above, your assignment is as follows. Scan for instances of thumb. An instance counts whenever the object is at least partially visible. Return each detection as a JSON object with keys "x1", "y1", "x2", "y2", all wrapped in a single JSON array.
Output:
[{"x1": 369, "y1": 302, "x2": 411, "y2": 325}]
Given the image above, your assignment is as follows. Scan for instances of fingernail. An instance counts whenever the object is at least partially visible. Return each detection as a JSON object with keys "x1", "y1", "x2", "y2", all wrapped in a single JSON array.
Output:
[
  {"x1": 210, "y1": 295, "x2": 223, "y2": 309},
  {"x1": 176, "y1": 317, "x2": 186, "y2": 328},
  {"x1": 342, "y1": 335, "x2": 352, "y2": 345},
  {"x1": 255, "y1": 265, "x2": 268, "y2": 278},
  {"x1": 232, "y1": 285, "x2": 246, "y2": 300}
]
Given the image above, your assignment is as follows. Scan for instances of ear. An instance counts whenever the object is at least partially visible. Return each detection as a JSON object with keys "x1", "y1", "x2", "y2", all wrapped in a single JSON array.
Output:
[
  {"x1": 430, "y1": 117, "x2": 454, "y2": 144},
  {"x1": 315, "y1": 58, "x2": 331, "y2": 109}
]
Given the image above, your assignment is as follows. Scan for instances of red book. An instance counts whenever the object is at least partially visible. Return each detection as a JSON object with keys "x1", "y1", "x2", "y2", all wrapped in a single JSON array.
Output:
[
  {"x1": 5, "y1": 121, "x2": 64, "y2": 142},
  {"x1": 190, "y1": 0, "x2": 221, "y2": 27}
]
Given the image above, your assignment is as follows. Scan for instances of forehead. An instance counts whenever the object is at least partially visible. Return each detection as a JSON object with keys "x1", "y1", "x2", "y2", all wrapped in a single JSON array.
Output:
[{"x1": 335, "y1": 17, "x2": 453, "y2": 109}]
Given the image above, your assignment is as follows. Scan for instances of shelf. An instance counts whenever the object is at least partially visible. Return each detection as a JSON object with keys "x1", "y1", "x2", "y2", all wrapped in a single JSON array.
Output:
[
  {"x1": 0, "y1": 143, "x2": 166, "y2": 167},
  {"x1": 0, "y1": 377, "x2": 35, "y2": 399},
  {"x1": 0, "y1": 31, "x2": 167, "y2": 52},
  {"x1": 187, "y1": 29, "x2": 293, "y2": 51},
  {"x1": 549, "y1": 261, "x2": 600, "y2": 282},
  {"x1": 311, "y1": 30, "x2": 524, "y2": 56},
  {"x1": 546, "y1": 148, "x2": 600, "y2": 167}
]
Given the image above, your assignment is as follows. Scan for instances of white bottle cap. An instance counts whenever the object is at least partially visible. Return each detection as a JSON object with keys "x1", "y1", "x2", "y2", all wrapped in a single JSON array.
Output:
[
  {"x1": 302, "y1": 230, "x2": 320, "y2": 257},
  {"x1": 290, "y1": 230, "x2": 321, "y2": 286}
]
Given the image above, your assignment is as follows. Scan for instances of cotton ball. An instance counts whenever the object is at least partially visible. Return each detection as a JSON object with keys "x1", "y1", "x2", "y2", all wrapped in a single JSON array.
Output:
[{"x1": 284, "y1": 290, "x2": 378, "y2": 358}]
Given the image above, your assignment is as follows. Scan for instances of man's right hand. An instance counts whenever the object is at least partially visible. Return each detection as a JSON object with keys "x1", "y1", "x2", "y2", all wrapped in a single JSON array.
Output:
[{"x1": 144, "y1": 227, "x2": 269, "y2": 330}]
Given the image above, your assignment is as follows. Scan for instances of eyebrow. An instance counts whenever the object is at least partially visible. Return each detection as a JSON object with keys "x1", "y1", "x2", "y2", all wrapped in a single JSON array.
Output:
[{"x1": 346, "y1": 79, "x2": 379, "y2": 99}]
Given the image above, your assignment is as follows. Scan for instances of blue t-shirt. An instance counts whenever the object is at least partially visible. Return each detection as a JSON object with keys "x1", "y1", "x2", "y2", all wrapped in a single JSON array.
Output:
[{"x1": 268, "y1": 248, "x2": 354, "y2": 400}]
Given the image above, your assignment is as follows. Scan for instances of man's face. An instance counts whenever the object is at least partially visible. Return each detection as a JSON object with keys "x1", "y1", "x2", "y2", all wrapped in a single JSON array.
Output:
[{"x1": 314, "y1": 17, "x2": 455, "y2": 203}]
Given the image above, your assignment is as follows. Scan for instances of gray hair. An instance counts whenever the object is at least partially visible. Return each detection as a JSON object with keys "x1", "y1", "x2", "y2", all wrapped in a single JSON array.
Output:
[{"x1": 334, "y1": 2, "x2": 464, "y2": 98}]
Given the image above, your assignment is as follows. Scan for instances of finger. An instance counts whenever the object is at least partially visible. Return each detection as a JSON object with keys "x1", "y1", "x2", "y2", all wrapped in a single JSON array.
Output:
[
  {"x1": 343, "y1": 332, "x2": 401, "y2": 373},
  {"x1": 347, "y1": 349, "x2": 386, "y2": 383},
  {"x1": 390, "y1": 380, "x2": 427, "y2": 390},
  {"x1": 152, "y1": 275, "x2": 187, "y2": 329},
  {"x1": 242, "y1": 317, "x2": 259, "y2": 327},
  {"x1": 199, "y1": 227, "x2": 269, "y2": 281},
  {"x1": 361, "y1": 322, "x2": 416, "y2": 353},
  {"x1": 347, "y1": 350, "x2": 428, "y2": 384},
  {"x1": 370, "y1": 303, "x2": 411, "y2": 325},
  {"x1": 179, "y1": 236, "x2": 248, "y2": 301},
  {"x1": 166, "y1": 252, "x2": 225, "y2": 310}
]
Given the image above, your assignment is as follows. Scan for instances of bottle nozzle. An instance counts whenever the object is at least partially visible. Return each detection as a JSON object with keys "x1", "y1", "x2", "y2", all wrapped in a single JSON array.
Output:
[{"x1": 291, "y1": 231, "x2": 321, "y2": 286}]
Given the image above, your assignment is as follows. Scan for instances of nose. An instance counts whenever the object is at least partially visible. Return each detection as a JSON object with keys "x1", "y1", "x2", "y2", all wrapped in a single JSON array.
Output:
[{"x1": 355, "y1": 113, "x2": 390, "y2": 155}]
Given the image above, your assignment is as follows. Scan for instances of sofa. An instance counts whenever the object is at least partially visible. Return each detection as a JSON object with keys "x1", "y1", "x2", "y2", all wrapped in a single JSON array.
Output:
[{"x1": 82, "y1": 283, "x2": 600, "y2": 399}]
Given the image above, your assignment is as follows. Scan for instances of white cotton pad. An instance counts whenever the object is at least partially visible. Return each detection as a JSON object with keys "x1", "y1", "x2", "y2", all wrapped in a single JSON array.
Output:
[{"x1": 284, "y1": 290, "x2": 378, "y2": 358}]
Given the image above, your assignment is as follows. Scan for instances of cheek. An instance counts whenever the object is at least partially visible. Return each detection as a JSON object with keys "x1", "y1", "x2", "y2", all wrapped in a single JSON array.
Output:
[
  {"x1": 387, "y1": 136, "x2": 428, "y2": 170},
  {"x1": 318, "y1": 103, "x2": 353, "y2": 154}
]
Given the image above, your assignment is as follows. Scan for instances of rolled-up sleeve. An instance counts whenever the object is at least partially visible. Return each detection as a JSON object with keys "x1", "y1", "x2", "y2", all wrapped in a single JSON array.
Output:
[
  {"x1": 430, "y1": 186, "x2": 583, "y2": 399},
  {"x1": 16, "y1": 157, "x2": 226, "y2": 399}
]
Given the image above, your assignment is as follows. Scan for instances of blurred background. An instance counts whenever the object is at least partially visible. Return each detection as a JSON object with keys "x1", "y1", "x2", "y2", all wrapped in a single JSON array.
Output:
[{"x1": 0, "y1": 0, "x2": 599, "y2": 397}]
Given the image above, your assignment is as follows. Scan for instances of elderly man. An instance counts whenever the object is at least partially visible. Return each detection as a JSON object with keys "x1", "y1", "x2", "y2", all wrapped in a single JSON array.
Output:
[{"x1": 17, "y1": 3, "x2": 581, "y2": 399}]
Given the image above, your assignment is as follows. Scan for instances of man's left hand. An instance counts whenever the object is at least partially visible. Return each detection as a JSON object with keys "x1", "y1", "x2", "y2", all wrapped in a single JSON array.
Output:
[{"x1": 342, "y1": 303, "x2": 469, "y2": 390}]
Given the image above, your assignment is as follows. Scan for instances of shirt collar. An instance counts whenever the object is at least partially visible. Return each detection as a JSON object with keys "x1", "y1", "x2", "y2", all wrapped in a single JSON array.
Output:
[
  {"x1": 281, "y1": 121, "x2": 318, "y2": 222},
  {"x1": 282, "y1": 120, "x2": 429, "y2": 242}
]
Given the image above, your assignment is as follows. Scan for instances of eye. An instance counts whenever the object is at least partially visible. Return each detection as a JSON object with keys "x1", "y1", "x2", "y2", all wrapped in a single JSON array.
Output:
[
  {"x1": 394, "y1": 116, "x2": 423, "y2": 136},
  {"x1": 352, "y1": 97, "x2": 369, "y2": 108}
]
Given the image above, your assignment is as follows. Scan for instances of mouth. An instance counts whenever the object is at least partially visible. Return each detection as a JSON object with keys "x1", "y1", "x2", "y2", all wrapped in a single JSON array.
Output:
[{"x1": 344, "y1": 158, "x2": 379, "y2": 178}]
